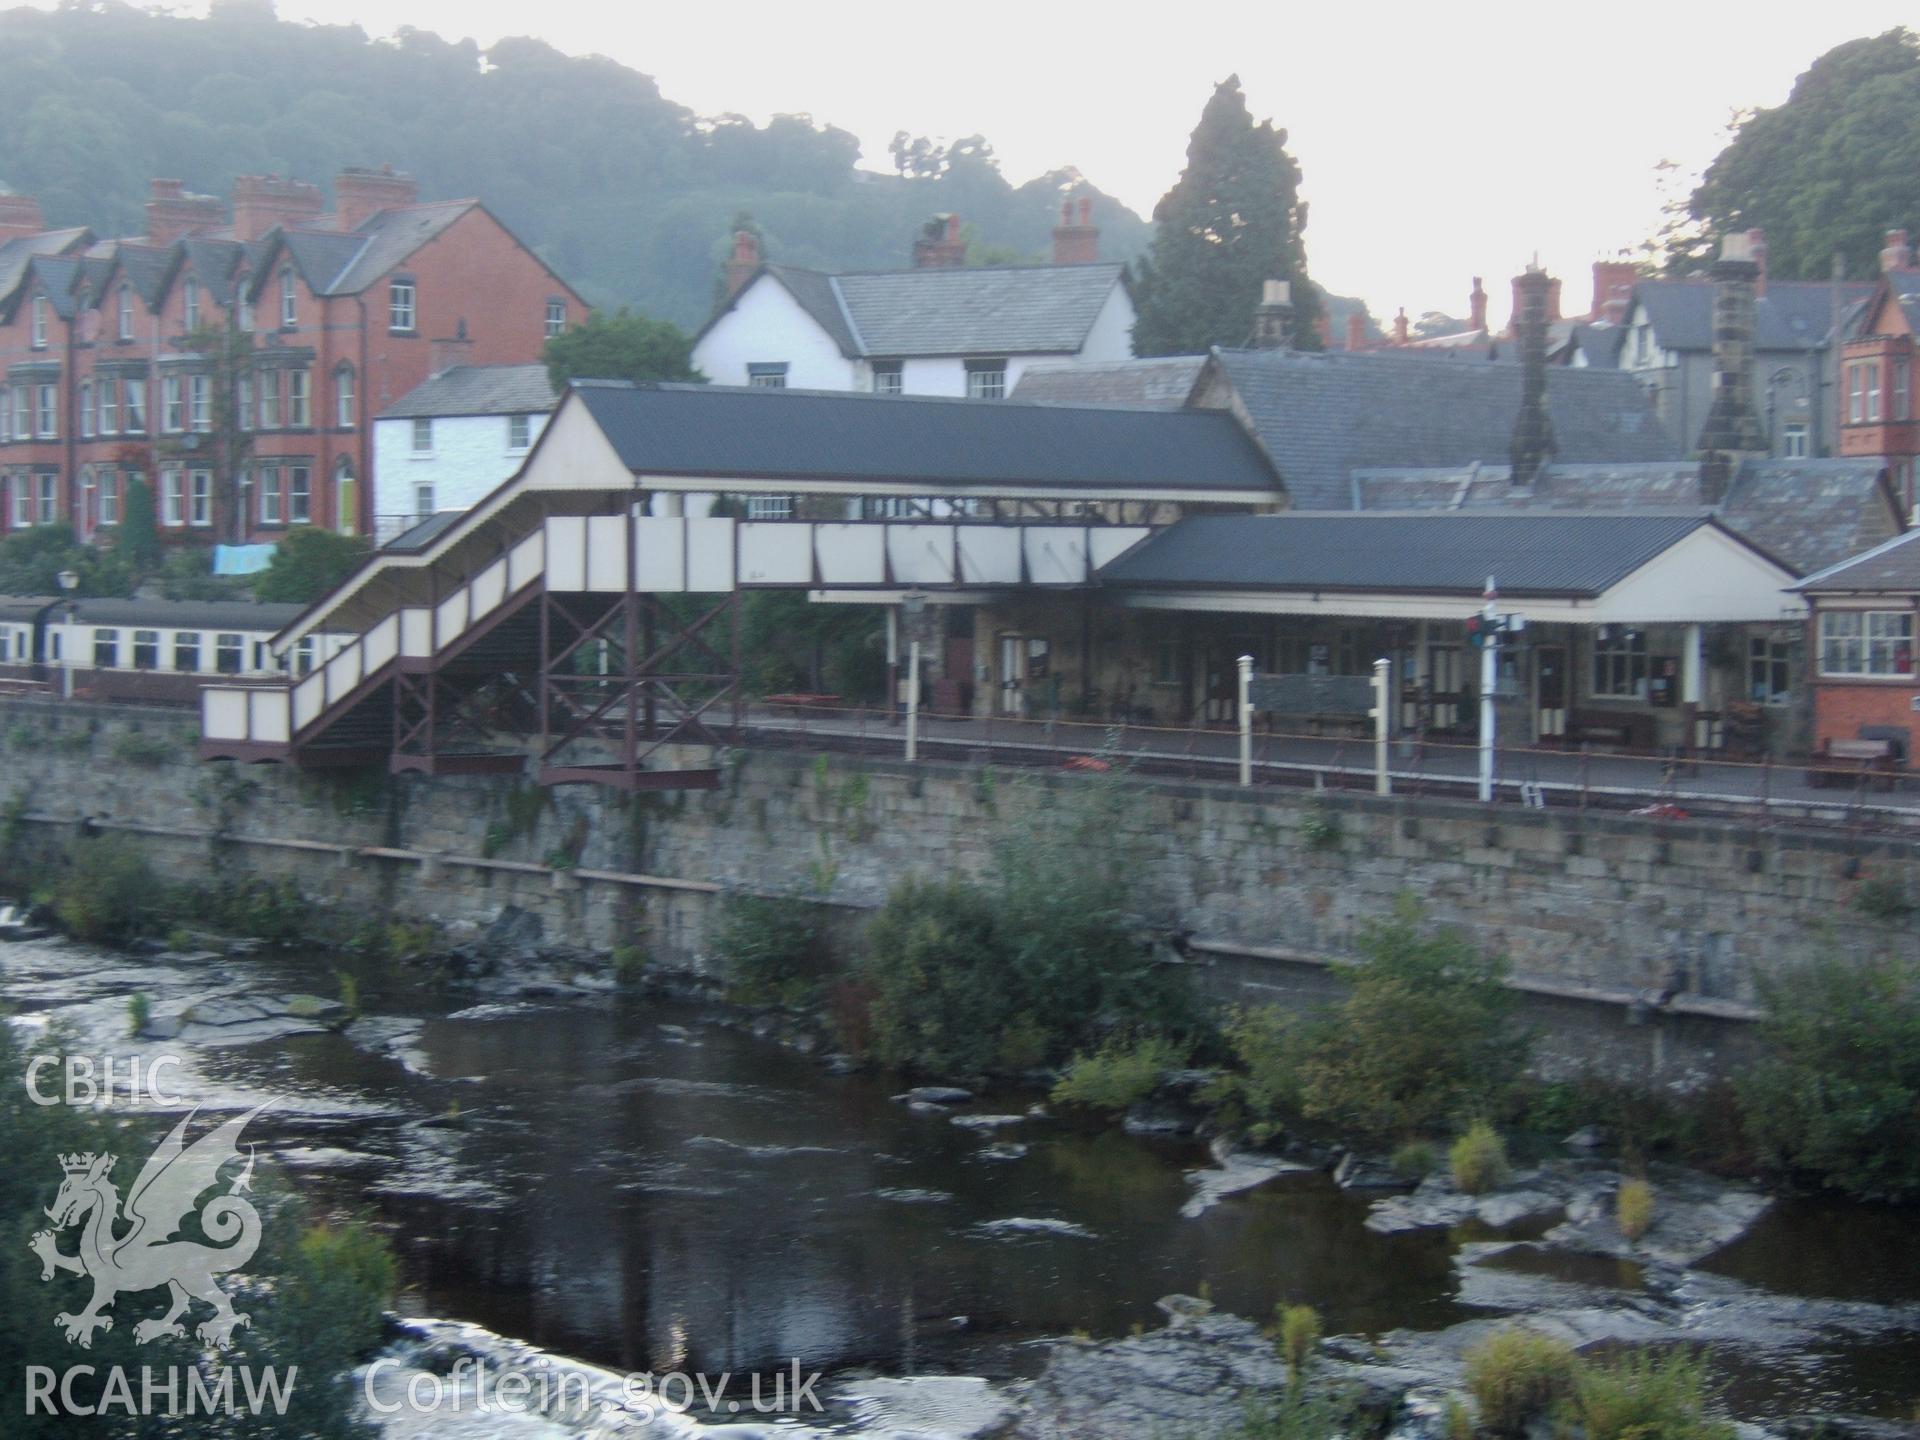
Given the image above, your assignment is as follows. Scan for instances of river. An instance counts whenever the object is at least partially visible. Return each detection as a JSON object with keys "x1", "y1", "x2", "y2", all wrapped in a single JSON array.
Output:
[{"x1": 4, "y1": 935, "x2": 1918, "y2": 1432}]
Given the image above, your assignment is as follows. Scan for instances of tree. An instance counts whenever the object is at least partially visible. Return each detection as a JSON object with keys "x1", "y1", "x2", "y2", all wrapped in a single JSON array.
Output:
[
  {"x1": 1131, "y1": 76, "x2": 1323, "y2": 355},
  {"x1": 117, "y1": 474, "x2": 160, "y2": 572},
  {"x1": 253, "y1": 526, "x2": 369, "y2": 604},
  {"x1": 543, "y1": 309, "x2": 704, "y2": 392},
  {"x1": 0, "y1": 524, "x2": 134, "y2": 597},
  {"x1": 1673, "y1": 29, "x2": 1920, "y2": 278}
]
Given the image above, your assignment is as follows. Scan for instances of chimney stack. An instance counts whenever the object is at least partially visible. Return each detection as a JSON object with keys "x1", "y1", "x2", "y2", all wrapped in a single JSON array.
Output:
[
  {"x1": 1589, "y1": 260, "x2": 1638, "y2": 322},
  {"x1": 1314, "y1": 312, "x2": 1332, "y2": 349},
  {"x1": 231, "y1": 174, "x2": 325, "y2": 241},
  {"x1": 1252, "y1": 279, "x2": 1295, "y2": 349},
  {"x1": 334, "y1": 165, "x2": 419, "y2": 231},
  {"x1": 1345, "y1": 311, "x2": 1367, "y2": 351},
  {"x1": 144, "y1": 179, "x2": 222, "y2": 246},
  {"x1": 1747, "y1": 227, "x2": 1768, "y2": 296},
  {"x1": 912, "y1": 213, "x2": 967, "y2": 268},
  {"x1": 723, "y1": 230, "x2": 761, "y2": 300},
  {"x1": 1468, "y1": 276, "x2": 1488, "y2": 333},
  {"x1": 0, "y1": 192, "x2": 44, "y2": 243},
  {"x1": 1695, "y1": 231, "x2": 1768, "y2": 497},
  {"x1": 431, "y1": 324, "x2": 474, "y2": 377},
  {"x1": 1051, "y1": 195, "x2": 1099, "y2": 265},
  {"x1": 1882, "y1": 228, "x2": 1914, "y2": 274},
  {"x1": 1545, "y1": 277, "x2": 1563, "y2": 322},
  {"x1": 1509, "y1": 265, "x2": 1557, "y2": 487},
  {"x1": 1392, "y1": 307, "x2": 1409, "y2": 344}
]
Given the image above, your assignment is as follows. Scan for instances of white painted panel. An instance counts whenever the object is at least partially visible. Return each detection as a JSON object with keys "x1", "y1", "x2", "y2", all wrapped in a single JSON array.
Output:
[
  {"x1": 436, "y1": 588, "x2": 469, "y2": 645},
  {"x1": 250, "y1": 689, "x2": 290, "y2": 744},
  {"x1": 294, "y1": 674, "x2": 324, "y2": 730},
  {"x1": 739, "y1": 523, "x2": 814, "y2": 585},
  {"x1": 686, "y1": 517, "x2": 735, "y2": 592},
  {"x1": 1025, "y1": 528, "x2": 1090, "y2": 584},
  {"x1": 364, "y1": 616, "x2": 398, "y2": 672},
  {"x1": 815, "y1": 524, "x2": 887, "y2": 584},
  {"x1": 546, "y1": 515, "x2": 588, "y2": 591},
  {"x1": 203, "y1": 688, "x2": 247, "y2": 740},
  {"x1": 636, "y1": 516, "x2": 686, "y2": 591},
  {"x1": 888, "y1": 525, "x2": 957, "y2": 585},
  {"x1": 324, "y1": 645, "x2": 362, "y2": 705},
  {"x1": 586, "y1": 516, "x2": 629, "y2": 591},
  {"x1": 401, "y1": 609, "x2": 433, "y2": 658},
  {"x1": 472, "y1": 557, "x2": 508, "y2": 616},
  {"x1": 1088, "y1": 527, "x2": 1151, "y2": 569},
  {"x1": 957, "y1": 527, "x2": 1023, "y2": 584},
  {"x1": 509, "y1": 531, "x2": 544, "y2": 593}
]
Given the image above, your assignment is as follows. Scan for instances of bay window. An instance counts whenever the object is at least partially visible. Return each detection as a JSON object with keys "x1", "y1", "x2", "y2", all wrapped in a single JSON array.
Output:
[{"x1": 1819, "y1": 610, "x2": 1915, "y2": 676}]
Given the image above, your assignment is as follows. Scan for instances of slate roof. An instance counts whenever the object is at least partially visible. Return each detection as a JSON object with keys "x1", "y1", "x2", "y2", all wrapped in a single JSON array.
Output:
[
  {"x1": 720, "y1": 262, "x2": 1128, "y2": 359},
  {"x1": 573, "y1": 381, "x2": 1282, "y2": 494},
  {"x1": 1096, "y1": 512, "x2": 1729, "y2": 597},
  {"x1": 379, "y1": 364, "x2": 558, "y2": 420},
  {"x1": 180, "y1": 237, "x2": 248, "y2": 305},
  {"x1": 1867, "y1": 268, "x2": 1920, "y2": 336},
  {"x1": 1794, "y1": 528, "x2": 1920, "y2": 594},
  {"x1": 22, "y1": 256, "x2": 83, "y2": 318},
  {"x1": 328, "y1": 201, "x2": 473, "y2": 294},
  {"x1": 276, "y1": 228, "x2": 371, "y2": 296},
  {"x1": 115, "y1": 244, "x2": 173, "y2": 305},
  {"x1": 1632, "y1": 278, "x2": 1876, "y2": 351},
  {"x1": 380, "y1": 510, "x2": 466, "y2": 555},
  {"x1": 1012, "y1": 357, "x2": 1208, "y2": 409},
  {"x1": 1206, "y1": 348, "x2": 1682, "y2": 511},
  {"x1": 1571, "y1": 323, "x2": 1625, "y2": 368},
  {"x1": 1352, "y1": 457, "x2": 1894, "y2": 575},
  {"x1": 0, "y1": 228, "x2": 89, "y2": 304},
  {"x1": 68, "y1": 598, "x2": 306, "y2": 630}
]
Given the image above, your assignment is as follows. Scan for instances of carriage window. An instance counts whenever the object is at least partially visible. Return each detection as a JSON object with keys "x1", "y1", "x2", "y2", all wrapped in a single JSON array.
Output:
[
  {"x1": 131, "y1": 630, "x2": 159, "y2": 669},
  {"x1": 173, "y1": 632, "x2": 201, "y2": 672},
  {"x1": 0, "y1": 630, "x2": 9, "y2": 663},
  {"x1": 215, "y1": 633, "x2": 244, "y2": 675},
  {"x1": 93, "y1": 629, "x2": 119, "y2": 668}
]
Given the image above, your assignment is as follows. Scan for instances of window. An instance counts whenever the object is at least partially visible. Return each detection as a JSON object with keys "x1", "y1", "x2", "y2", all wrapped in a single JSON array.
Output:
[
  {"x1": 1781, "y1": 422, "x2": 1809, "y2": 458},
  {"x1": 545, "y1": 299, "x2": 566, "y2": 338},
  {"x1": 411, "y1": 417, "x2": 433, "y2": 453},
  {"x1": 389, "y1": 279, "x2": 415, "y2": 332},
  {"x1": 0, "y1": 387, "x2": 9, "y2": 444},
  {"x1": 747, "y1": 363, "x2": 788, "y2": 389},
  {"x1": 35, "y1": 472, "x2": 54, "y2": 524},
  {"x1": 413, "y1": 481, "x2": 434, "y2": 520},
  {"x1": 1748, "y1": 635, "x2": 1793, "y2": 705},
  {"x1": 123, "y1": 377, "x2": 146, "y2": 434},
  {"x1": 93, "y1": 630, "x2": 118, "y2": 669},
  {"x1": 35, "y1": 384, "x2": 56, "y2": 439},
  {"x1": 1819, "y1": 610, "x2": 1915, "y2": 676},
  {"x1": 97, "y1": 470, "x2": 117, "y2": 527},
  {"x1": 288, "y1": 465, "x2": 311, "y2": 524},
  {"x1": 182, "y1": 277, "x2": 199, "y2": 332},
  {"x1": 288, "y1": 367, "x2": 310, "y2": 428},
  {"x1": 131, "y1": 630, "x2": 159, "y2": 670},
  {"x1": 238, "y1": 295, "x2": 253, "y2": 333},
  {"x1": 215, "y1": 633, "x2": 244, "y2": 675},
  {"x1": 257, "y1": 371, "x2": 280, "y2": 430},
  {"x1": 161, "y1": 467, "x2": 183, "y2": 526},
  {"x1": 258, "y1": 464, "x2": 281, "y2": 525},
  {"x1": 294, "y1": 637, "x2": 316, "y2": 675},
  {"x1": 79, "y1": 467, "x2": 93, "y2": 525},
  {"x1": 173, "y1": 632, "x2": 200, "y2": 672},
  {"x1": 507, "y1": 413, "x2": 531, "y2": 450},
  {"x1": 9, "y1": 389, "x2": 23, "y2": 442},
  {"x1": 334, "y1": 457, "x2": 356, "y2": 536},
  {"x1": 189, "y1": 374, "x2": 211, "y2": 432},
  {"x1": 279, "y1": 268, "x2": 297, "y2": 328},
  {"x1": 1849, "y1": 360, "x2": 1884, "y2": 424},
  {"x1": 162, "y1": 374, "x2": 184, "y2": 433},
  {"x1": 1591, "y1": 628, "x2": 1648, "y2": 699},
  {"x1": 237, "y1": 374, "x2": 253, "y2": 432},
  {"x1": 8, "y1": 474, "x2": 25, "y2": 528},
  {"x1": 965, "y1": 360, "x2": 1007, "y2": 400},
  {"x1": 116, "y1": 283, "x2": 133, "y2": 341},
  {"x1": 189, "y1": 468, "x2": 212, "y2": 528},
  {"x1": 335, "y1": 366, "x2": 354, "y2": 428},
  {"x1": 78, "y1": 381, "x2": 93, "y2": 438},
  {"x1": 871, "y1": 362, "x2": 903, "y2": 396},
  {"x1": 1897, "y1": 357, "x2": 1913, "y2": 422},
  {"x1": 745, "y1": 494, "x2": 794, "y2": 520},
  {"x1": 31, "y1": 295, "x2": 47, "y2": 349},
  {"x1": 98, "y1": 377, "x2": 117, "y2": 436}
]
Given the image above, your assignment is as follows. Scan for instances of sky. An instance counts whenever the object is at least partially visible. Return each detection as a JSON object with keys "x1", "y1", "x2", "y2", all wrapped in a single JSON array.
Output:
[{"x1": 150, "y1": 2, "x2": 1920, "y2": 321}]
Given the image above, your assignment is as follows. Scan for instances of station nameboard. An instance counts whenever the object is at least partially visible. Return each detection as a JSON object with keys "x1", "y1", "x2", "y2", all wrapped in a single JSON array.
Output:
[{"x1": 1247, "y1": 673, "x2": 1376, "y2": 716}]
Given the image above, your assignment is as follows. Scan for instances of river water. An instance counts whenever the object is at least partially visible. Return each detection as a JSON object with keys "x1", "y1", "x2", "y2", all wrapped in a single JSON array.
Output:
[{"x1": 4, "y1": 936, "x2": 1918, "y2": 1428}]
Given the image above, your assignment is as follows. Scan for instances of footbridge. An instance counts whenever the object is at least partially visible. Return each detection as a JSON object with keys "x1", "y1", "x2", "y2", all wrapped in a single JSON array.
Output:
[{"x1": 199, "y1": 381, "x2": 1282, "y2": 789}]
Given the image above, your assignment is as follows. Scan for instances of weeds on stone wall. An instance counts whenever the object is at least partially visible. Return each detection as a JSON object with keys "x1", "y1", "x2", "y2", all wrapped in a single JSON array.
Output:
[
  {"x1": 483, "y1": 780, "x2": 551, "y2": 858},
  {"x1": 1851, "y1": 876, "x2": 1914, "y2": 920},
  {"x1": 49, "y1": 836, "x2": 156, "y2": 943},
  {"x1": 709, "y1": 893, "x2": 831, "y2": 1006},
  {"x1": 109, "y1": 729, "x2": 177, "y2": 768}
]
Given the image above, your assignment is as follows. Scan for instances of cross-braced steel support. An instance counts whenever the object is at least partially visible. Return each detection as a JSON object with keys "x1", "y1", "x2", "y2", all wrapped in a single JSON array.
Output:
[{"x1": 390, "y1": 669, "x2": 531, "y2": 776}]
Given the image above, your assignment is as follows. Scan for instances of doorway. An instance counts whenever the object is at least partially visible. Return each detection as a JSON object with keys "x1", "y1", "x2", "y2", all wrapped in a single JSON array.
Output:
[{"x1": 1536, "y1": 644, "x2": 1568, "y2": 738}]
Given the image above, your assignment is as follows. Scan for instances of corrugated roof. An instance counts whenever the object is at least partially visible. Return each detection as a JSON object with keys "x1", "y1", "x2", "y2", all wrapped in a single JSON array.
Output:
[
  {"x1": 1795, "y1": 528, "x2": 1920, "y2": 593},
  {"x1": 1209, "y1": 348, "x2": 1682, "y2": 511},
  {"x1": 574, "y1": 381, "x2": 1282, "y2": 494},
  {"x1": 380, "y1": 364, "x2": 557, "y2": 419},
  {"x1": 1013, "y1": 357, "x2": 1207, "y2": 409},
  {"x1": 1097, "y1": 511, "x2": 1719, "y2": 597},
  {"x1": 1632, "y1": 278, "x2": 1876, "y2": 351}
]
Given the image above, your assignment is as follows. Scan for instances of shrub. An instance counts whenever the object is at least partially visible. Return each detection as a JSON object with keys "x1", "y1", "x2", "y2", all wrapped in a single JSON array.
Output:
[
  {"x1": 110, "y1": 730, "x2": 175, "y2": 768},
  {"x1": 1231, "y1": 1385, "x2": 1353, "y2": 1440},
  {"x1": 1293, "y1": 901, "x2": 1527, "y2": 1138},
  {"x1": 1053, "y1": 1034, "x2": 1185, "y2": 1113},
  {"x1": 1213, "y1": 1004, "x2": 1301, "y2": 1129},
  {"x1": 1391, "y1": 1140, "x2": 1439, "y2": 1180},
  {"x1": 1298, "y1": 803, "x2": 1341, "y2": 851},
  {"x1": 1852, "y1": 877, "x2": 1914, "y2": 920},
  {"x1": 1736, "y1": 950, "x2": 1920, "y2": 1200},
  {"x1": 52, "y1": 837, "x2": 157, "y2": 943},
  {"x1": 1570, "y1": 1348, "x2": 1735, "y2": 1440},
  {"x1": 712, "y1": 893, "x2": 829, "y2": 1005},
  {"x1": 1463, "y1": 1327, "x2": 1577, "y2": 1434},
  {"x1": 862, "y1": 876, "x2": 1009, "y2": 1075},
  {"x1": 1617, "y1": 1177, "x2": 1655, "y2": 1241},
  {"x1": 126, "y1": 992, "x2": 150, "y2": 1037},
  {"x1": 612, "y1": 944, "x2": 648, "y2": 987},
  {"x1": 1276, "y1": 1303, "x2": 1322, "y2": 1381},
  {"x1": 1451, "y1": 1120, "x2": 1511, "y2": 1195}
]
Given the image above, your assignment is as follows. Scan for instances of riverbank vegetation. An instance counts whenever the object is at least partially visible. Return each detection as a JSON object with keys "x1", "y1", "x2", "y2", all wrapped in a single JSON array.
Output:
[{"x1": 1462, "y1": 1328, "x2": 1732, "y2": 1440}]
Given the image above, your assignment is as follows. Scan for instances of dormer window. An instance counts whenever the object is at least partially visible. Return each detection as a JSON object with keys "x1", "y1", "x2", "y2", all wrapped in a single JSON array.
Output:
[
  {"x1": 389, "y1": 278, "x2": 416, "y2": 333},
  {"x1": 280, "y1": 268, "x2": 297, "y2": 328},
  {"x1": 30, "y1": 295, "x2": 47, "y2": 350},
  {"x1": 117, "y1": 282, "x2": 134, "y2": 341},
  {"x1": 183, "y1": 277, "x2": 199, "y2": 332}
]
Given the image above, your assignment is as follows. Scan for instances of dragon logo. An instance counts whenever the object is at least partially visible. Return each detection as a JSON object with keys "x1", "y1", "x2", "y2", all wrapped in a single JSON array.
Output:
[{"x1": 30, "y1": 1103, "x2": 269, "y2": 1350}]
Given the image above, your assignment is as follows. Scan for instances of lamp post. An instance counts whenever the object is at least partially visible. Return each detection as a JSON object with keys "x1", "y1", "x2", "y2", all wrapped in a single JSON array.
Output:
[{"x1": 56, "y1": 569, "x2": 78, "y2": 701}]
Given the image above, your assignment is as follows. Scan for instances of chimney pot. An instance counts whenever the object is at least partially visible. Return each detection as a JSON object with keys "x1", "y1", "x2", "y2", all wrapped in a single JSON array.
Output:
[
  {"x1": 1882, "y1": 228, "x2": 1914, "y2": 274},
  {"x1": 333, "y1": 165, "x2": 419, "y2": 231},
  {"x1": 723, "y1": 229, "x2": 761, "y2": 300},
  {"x1": 1469, "y1": 276, "x2": 1488, "y2": 333},
  {"x1": 1392, "y1": 307, "x2": 1409, "y2": 344},
  {"x1": 913, "y1": 213, "x2": 968, "y2": 268},
  {"x1": 231, "y1": 173, "x2": 326, "y2": 241},
  {"x1": 1050, "y1": 195, "x2": 1100, "y2": 265},
  {"x1": 143, "y1": 180, "x2": 222, "y2": 246}
]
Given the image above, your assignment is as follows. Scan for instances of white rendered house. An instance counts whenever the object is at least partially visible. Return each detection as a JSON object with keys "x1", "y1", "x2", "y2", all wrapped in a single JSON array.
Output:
[{"x1": 372, "y1": 364, "x2": 557, "y2": 543}]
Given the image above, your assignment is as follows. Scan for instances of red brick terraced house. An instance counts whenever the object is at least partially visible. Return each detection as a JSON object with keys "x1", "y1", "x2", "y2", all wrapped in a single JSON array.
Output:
[
  {"x1": 1837, "y1": 229, "x2": 1920, "y2": 515},
  {"x1": 0, "y1": 169, "x2": 586, "y2": 546}
]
